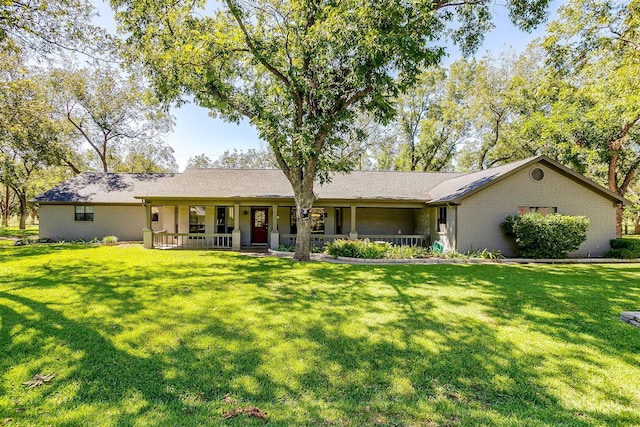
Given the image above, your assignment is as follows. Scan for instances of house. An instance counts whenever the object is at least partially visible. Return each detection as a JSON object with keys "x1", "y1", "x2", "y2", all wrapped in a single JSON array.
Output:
[{"x1": 34, "y1": 155, "x2": 627, "y2": 257}]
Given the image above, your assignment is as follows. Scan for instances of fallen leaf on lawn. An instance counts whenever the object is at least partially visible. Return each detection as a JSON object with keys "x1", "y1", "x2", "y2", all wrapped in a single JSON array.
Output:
[
  {"x1": 2, "y1": 418, "x2": 12, "y2": 425},
  {"x1": 222, "y1": 406, "x2": 267, "y2": 422},
  {"x1": 22, "y1": 373, "x2": 55, "y2": 388},
  {"x1": 222, "y1": 393, "x2": 234, "y2": 403}
]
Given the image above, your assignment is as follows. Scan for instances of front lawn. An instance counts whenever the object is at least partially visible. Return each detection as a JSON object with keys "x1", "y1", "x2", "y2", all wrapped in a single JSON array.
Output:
[
  {"x1": 1, "y1": 244, "x2": 639, "y2": 426},
  {"x1": 0, "y1": 227, "x2": 38, "y2": 238}
]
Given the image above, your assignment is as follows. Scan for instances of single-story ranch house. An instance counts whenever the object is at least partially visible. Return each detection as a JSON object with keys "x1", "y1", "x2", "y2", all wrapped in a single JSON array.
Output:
[{"x1": 34, "y1": 155, "x2": 627, "y2": 257}]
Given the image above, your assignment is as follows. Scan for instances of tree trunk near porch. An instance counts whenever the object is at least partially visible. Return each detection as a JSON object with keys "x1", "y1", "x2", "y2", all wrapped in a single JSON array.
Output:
[{"x1": 292, "y1": 190, "x2": 316, "y2": 262}]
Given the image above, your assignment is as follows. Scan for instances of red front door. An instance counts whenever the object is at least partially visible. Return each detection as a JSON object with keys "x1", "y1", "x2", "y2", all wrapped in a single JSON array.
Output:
[{"x1": 251, "y1": 208, "x2": 268, "y2": 244}]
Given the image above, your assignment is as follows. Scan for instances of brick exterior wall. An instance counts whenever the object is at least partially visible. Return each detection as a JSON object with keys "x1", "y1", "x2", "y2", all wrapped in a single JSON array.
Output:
[
  {"x1": 456, "y1": 162, "x2": 617, "y2": 257},
  {"x1": 39, "y1": 204, "x2": 146, "y2": 241}
]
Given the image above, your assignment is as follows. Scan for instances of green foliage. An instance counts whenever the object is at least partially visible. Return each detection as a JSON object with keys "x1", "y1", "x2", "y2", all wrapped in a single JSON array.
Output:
[
  {"x1": 502, "y1": 213, "x2": 589, "y2": 258},
  {"x1": 111, "y1": 0, "x2": 550, "y2": 261},
  {"x1": 464, "y1": 248, "x2": 504, "y2": 260},
  {"x1": 0, "y1": 0, "x2": 99, "y2": 55},
  {"x1": 277, "y1": 244, "x2": 296, "y2": 252},
  {"x1": 49, "y1": 66, "x2": 176, "y2": 173},
  {"x1": 0, "y1": 227, "x2": 38, "y2": 238},
  {"x1": 605, "y1": 238, "x2": 640, "y2": 259},
  {"x1": 1, "y1": 246, "x2": 640, "y2": 426},
  {"x1": 325, "y1": 239, "x2": 389, "y2": 259},
  {"x1": 102, "y1": 235, "x2": 119, "y2": 245},
  {"x1": 384, "y1": 244, "x2": 431, "y2": 259}
]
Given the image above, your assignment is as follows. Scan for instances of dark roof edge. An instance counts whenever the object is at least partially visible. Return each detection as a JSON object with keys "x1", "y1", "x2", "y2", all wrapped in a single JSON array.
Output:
[{"x1": 431, "y1": 155, "x2": 629, "y2": 205}]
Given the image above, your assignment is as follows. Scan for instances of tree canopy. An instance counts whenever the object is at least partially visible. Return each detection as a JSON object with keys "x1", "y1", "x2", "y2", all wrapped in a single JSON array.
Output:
[
  {"x1": 112, "y1": 0, "x2": 551, "y2": 260},
  {"x1": 0, "y1": 0, "x2": 107, "y2": 56},
  {"x1": 50, "y1": 66, "x2": 176, "y2": 173}
]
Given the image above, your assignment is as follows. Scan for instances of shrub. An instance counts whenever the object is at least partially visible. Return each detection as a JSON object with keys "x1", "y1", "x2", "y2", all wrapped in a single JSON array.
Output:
[
  {"x1": 465, "y1": 248, "x2": 504, "y2": 260},
  {"x1": 604, "y1": 248, "x2": 635, "y2": 259},
  {"x1": 605, "y1": 238, "x2": 640, "y2": 259},
  {"x1": 501, "y1": 213, "x2": 589, "y2": 259},
  {"x1": 325, "y1": 239, "x2": 389, "y2": 259},
  {"x1": 102, "y1": 235, "x2": 119, "y2": 245},
  {"x1": 385, "y1": 245, "x2": 431, "y2": 259},
  {"x1": 277, "y1": 244, "x2": 296, "y2": 252}
]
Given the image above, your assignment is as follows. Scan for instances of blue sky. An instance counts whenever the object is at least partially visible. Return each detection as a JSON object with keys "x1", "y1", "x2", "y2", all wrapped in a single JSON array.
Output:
[{"x1": 97, "y1": 0, "x2": 563, "y2": 170}]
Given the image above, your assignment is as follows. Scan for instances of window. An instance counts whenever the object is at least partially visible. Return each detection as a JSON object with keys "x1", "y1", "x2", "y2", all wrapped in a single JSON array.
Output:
[
  {"x1": 530, "y1": 167, "x2": 545, "y2": 181},
  {"x1": 438, "y1": 207, "x2": 447, "y2": 230},
  {"x1": 290, "y1": 208, "x2": 297, "y2": 233},
  {"x1": 216, "y1": 206, "x2": 227, "y2": 233},
  {"x1": 74, "y1": 205, "x2": 94, "y2": 221},
  {"x1": 518, "y1": 206, "x2": 558, "y2": 216},
  {"x1": 290, "y1": 207, "x2": 326, "y2": 234},
  {"x1": 151, "y1": 207, "x2": 159, "y2": 222},
  {"x1": 310, "y1": 208, "x2": 326, "y2": 234},
  {"x1": 189, "y1": 206, "x2": 206, "y2": 233}
]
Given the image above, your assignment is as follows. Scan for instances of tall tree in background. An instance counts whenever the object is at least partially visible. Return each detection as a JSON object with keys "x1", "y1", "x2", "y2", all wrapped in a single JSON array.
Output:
[
  {"x1": 0, "y1": 0, "x2": 107, "y2": 56},
  {"x1": 112, "y1": 0, "x2": 551, "y2": 260},
  {"x1": 0, "y1": 52, "x2": 69, "y2": 228},
  {"x1": 541, "y1": 0, "x2": 640, "y2": 236},
  {"x1": 452, "y1": 51, "x2": 544, "y2": 170},
  {"x1": 391, "y1": 66, "x2": 469, "y2": 172},
  {"x1": 50, "y1": 66, "x2": 176, "y2": 173},
  {"x1": 211, "y1": 148, "x2": 276, "y2": 169},
  {"x1": 112, "y1": 141, "x2": 179, "y2": 173}
]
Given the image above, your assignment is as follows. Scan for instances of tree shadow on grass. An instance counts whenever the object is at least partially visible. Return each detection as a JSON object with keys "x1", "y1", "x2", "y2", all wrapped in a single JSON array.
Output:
[
  {"x1": 0, "y1": 243, "x2": 100, "y2": 261},
  {"x1": 0, "y1": 290, "x2": 277, "y2": 426},
  {"x1": 220, "y1": 258, "x2": 640, "y2": 425},
  {"x1": 2, "y1": 250, "x2": 640, "y2": 425}
]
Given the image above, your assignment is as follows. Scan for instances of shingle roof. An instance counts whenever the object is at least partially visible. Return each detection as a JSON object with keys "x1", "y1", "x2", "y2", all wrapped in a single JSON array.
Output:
[
  {"x1": 34, "y1": 173, "x2": 176, "y2": 204},
  {"x1": 34, "y1": 155, "x2": 627, "y2": 205},
  {"x1": 428, "y1": 157, "x2": 534, "y2": 203},
  {"x1": 428, "y1": 155, "x2": 627, "y2": 204},
  {"x1": 135, "y1": 168, "x2": 462, "y2": 201}
]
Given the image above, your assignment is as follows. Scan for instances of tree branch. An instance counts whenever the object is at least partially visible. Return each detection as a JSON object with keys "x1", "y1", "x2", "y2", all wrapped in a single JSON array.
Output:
[{"x1": 224, "y1": 0, "x2": 291, "y2": 89}]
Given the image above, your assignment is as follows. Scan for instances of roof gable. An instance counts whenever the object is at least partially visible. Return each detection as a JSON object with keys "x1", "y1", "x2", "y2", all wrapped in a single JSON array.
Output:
[{"x1": 427, "y1": 155, "x2": 627, "y2": 205}]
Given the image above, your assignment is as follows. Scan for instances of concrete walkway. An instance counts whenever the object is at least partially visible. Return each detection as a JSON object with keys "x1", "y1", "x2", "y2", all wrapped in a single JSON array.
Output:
[{"x1": 265, "y1": 249, "x2": 640, "y2": 265}]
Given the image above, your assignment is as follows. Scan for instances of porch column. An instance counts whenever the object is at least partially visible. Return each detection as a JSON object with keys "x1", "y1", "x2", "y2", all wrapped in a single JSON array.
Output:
[
  {"x1": 143, "y1": 202, "x2": 153, "y2": 249},
  {"x1": 349, "y1": 205, "x2": 358, "y2": 240},
  {"x1": 270, "y1": 204, "x2": 280, "y2": 250},
  {"x1": 232, "y1": 203, "x2": 241, "y2": 251}
]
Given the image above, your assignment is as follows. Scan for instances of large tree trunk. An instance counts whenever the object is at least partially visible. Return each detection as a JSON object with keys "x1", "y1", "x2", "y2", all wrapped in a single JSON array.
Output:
[
  {"x1": 616, "y1": 204, "x2": 623, "y2": 238},
  {"x1": 17, "y1": 190, "x2": 27, "y2": 230},
  {"x1": 2, "y1": 186, "x2": 10, "y2": 227},
  {"x1": 292, "y1": 186, "x2": 316, "y2": 262}
]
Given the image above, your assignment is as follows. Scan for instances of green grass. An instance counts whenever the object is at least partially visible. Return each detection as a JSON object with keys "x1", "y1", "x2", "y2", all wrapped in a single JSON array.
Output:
[
  {"x1": 1, "y1": 244, "x2": 639, "y2": 426},
  {"x1": 0, "y1": 227, "x2": 39, "y2": 238}
]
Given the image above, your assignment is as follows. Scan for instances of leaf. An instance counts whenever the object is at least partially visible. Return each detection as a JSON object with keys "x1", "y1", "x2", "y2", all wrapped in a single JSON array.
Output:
[
  {"x1": 222, "y1": 406, "x2": 267, "y2": 422},
  {"x1": 22, "y1": 373, "x2": 55, "y2": 388}
]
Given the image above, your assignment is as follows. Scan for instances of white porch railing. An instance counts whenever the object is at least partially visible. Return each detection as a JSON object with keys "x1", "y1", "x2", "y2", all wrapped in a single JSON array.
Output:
[
  {"x1": 360, "y1": 235, "x2": 427, "y2": 247},
  {"x1": 280, "y1": 234, "x2": 348, "y2": 247},
  {"x1": 153, "y1": 231, "x2": 232, "y2": 249},
  {"x1": 280, "y1": 234, "x2": 427, "y2": 248}
]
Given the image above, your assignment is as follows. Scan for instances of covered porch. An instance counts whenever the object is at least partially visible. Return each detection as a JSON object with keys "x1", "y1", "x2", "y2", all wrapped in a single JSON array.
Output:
[{"x1": 141, "y1": 201, "x2": 454, "y2": 250}]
